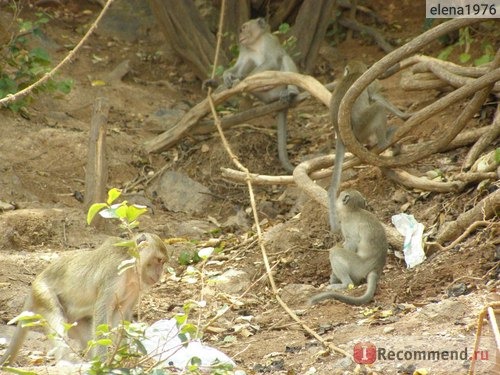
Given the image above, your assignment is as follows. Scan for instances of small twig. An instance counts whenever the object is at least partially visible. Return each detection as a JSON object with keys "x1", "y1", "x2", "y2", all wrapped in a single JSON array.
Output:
[
  {"x1": 206, "y1": 6, "x2": 349, "y2": 358},
  {"x1": 428, "y1": 220, "x2": 495, "y2": 251},
  {"x1": 0, "y1": 0, "x2": 116, "y2": 106}
]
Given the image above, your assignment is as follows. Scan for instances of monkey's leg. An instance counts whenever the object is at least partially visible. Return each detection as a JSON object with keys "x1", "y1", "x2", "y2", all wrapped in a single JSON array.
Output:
[
  {"x1": 68, "y1": 317, "x2": 92, "y2": 351},
  {"x1": 329, "y1": 247, "x2": 355, "y2": 289},
  {"x1": 277, "y1": 110, "x2": 295, "y2": 173}
]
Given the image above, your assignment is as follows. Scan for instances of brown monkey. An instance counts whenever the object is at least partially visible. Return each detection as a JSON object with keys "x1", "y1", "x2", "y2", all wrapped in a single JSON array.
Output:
[
  {"x1": 328, "y1": 61, "x2": 396, "y2": 232},
  {"x1": 310, "y1": 189, "x2": 387, "y2": 305},
  {"x1": 0, "y1": 233, "x2": 168, "y2": 365},
  {"x1": 221, "y1": 18, "x2": 299, "y2": 173}
]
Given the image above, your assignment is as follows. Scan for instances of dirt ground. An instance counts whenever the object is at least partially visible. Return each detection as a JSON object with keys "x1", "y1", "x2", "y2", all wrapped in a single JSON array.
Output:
[{"x1": 0, "y1": 1, "x2": 499, "y2": 374}]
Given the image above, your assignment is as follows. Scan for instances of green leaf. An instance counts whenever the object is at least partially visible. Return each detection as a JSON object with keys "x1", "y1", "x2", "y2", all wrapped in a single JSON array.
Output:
[
  {"x1": 459, "y1": 53, "x2": 471, "y2": 63},
  {"x1": 114, "y1": 240, "x2": 135, "y2": 248},
  {"x1": 106, "y1": 188, "x2": 122, "y2": 205},
  {"x1": 175, "y1": 313, "x2": 188, "y2": 326},
  {"x1": 114, "y1": 203, "x2": 129, "y2": 220},
  {"x1": 125, "y1": 205, "x2": 148, "y2": 222},
  {"x1": 495, "y1": 148, "x2": 500, "y2": 163},
  {"x1": 180, "y1": 323, "x2": 197, "y2": 336},
  {"x1": 95, "y1": 338, "x2": 113, "y2": 346},
  {"x1": 87, "y1": 203, "x2": 108, "y2": 225},
  {"x1": 0, "y1": 367, "x2": 38, "y2": 375},
  {"x1": 437, "y1": 45, "x2": 454, "y2": 61},
  {"x1": 278, "y1": 23, "x2": 290, "y2": 34},
  {"x1": 29, "y1": 47, "x2": 51, "y2": 64},
  {"x1": 474, "y1": 54, "x2": 493, "y2": 66},
  {"x1": 95, "y1": 324, "x2": 110, "y2": 334},
  {"x1": 56, "y1": 79, "x2": 73, "y2": 94},
  {"x1": 178, "y1": 332, "x2": 189, "y2": 344}
]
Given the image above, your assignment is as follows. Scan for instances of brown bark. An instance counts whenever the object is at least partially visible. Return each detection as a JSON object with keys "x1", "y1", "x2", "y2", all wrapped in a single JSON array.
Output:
[
  {"x1": 291, "y1": 0, "x2": 335, "y2": 73},
  {"x1": 148, "y1": 0, "x2": 227, "y2": 80},
  {"x1": 84, "y1": 97, "x2": 110, "y2": 228}
]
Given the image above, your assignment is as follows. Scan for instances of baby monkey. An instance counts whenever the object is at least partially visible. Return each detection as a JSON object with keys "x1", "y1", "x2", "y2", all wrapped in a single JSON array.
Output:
[
  {"x1": 0, "y1": 233, "x2": 168, "y2": 365},
  {"x1": 310, "y1": 189, "x2": 387, "y2": 306},
  {"x1": 208, "y1": 18, "x2": 299, "y2": 173}
]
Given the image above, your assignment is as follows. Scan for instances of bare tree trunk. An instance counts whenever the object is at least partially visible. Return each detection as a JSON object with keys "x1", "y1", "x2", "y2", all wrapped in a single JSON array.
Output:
[
  {"x1": 221, "y1": 0, "x2": 251, "y2": 41},
  {"x1": 148, "y1": 0, "x2": 227, "y2": 80},
  {"x1": 292, "y1": 0, "x2": 335, "y2": 73}
]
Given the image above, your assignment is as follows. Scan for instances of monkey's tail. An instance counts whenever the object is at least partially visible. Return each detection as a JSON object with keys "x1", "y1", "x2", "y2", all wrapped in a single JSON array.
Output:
[
  {"x1": 0, "y1": 321, "x2": 28, "y2": 365},
  {"x1": 277, "y1": 110, "x2": 294, "y2": 173},
  {"x1": 309, "y1": 272, "x2": 379, "y2": 306}
]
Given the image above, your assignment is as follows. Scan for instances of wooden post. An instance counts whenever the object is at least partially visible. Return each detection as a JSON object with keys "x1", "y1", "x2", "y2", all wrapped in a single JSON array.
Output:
[{"x1": 84, "y1": 97, "x2": 110, "y2": 228}]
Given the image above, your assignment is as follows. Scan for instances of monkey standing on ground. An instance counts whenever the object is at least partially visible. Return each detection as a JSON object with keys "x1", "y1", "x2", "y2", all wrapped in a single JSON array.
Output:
[
  {"x1": 310, "y1": 189, "x2": 387, "y2": 305},
  {"x1": 0, "y1": 233, "x2": 168, "y2": 365},
  {"x1": 221, "y1": 18, "x2": 299, "y2": 173},
  {"x1": 328, "y1": 60, "x2": 398, "y2": 232}
]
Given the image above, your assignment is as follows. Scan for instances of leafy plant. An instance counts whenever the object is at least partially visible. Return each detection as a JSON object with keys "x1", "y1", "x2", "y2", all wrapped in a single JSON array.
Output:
[
  {"x1": 437, "y1": 27, "x2": 495, "y2": 66},
  {"x1": 87, "y1": 188, "x2": 148, "y2": 233},
  {"x1": 0, "y1": 12, "x2": 73, "y2": 112}
]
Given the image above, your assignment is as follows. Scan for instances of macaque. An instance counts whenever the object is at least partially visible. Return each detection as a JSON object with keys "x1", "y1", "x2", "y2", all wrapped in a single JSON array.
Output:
[
  {"x1": 220, "y1": 18, "x2": 299, "y2": 173},
  {"x1": 328, "y1": 60, "x2": 397, "y2": 232},
  {"x1": 0, "y1": 233, "x2": 168, "y2": 365},
  {"x1": 368, "y1": 80, "x2": 411, "y2": 120},
  {"x1": 310, "y1": 189, "x2": 387, "y2": 305}
]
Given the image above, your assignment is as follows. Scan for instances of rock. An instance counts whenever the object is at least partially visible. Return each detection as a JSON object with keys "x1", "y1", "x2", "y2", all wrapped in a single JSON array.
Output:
[
  {"x1": 151, "y1": 171, "x2": 212, "y2": 215},
  {"x1": 166, "y1": 219, "x2": 218, "y2": 239},
  {"x1": 447, "y1": 283, "x2": 468, "y2": 297},
  {"x1": 213, "y1": 269, "x2": 251, "y2": 295},
  {"x1": 280, "y1": 284, "x2": 317, "y2": 306},
  {"x1": 0, "y1": 208, "x2": 65, "y2": 249},
  {"x1": 0, "y1": 201, "x2": 15, "y2": 211},
  {"x1": 383, "y1": 326, "x2": 395, "y2": 334},
  {"x1": 222, "y1": 209, "x2": 250, "y2": 230}
]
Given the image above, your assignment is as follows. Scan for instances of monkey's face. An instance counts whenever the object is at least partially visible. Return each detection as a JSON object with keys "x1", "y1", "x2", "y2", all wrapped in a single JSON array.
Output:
[
  {"x1": 141, "y1": 249, "x2": 167, "y2": 287},
  {"x1": 136, "y1": 235, "x2": 168, "y2": 288},
  {"x1": 239, "y1": 19, "x2": 265, "y2": 47}
]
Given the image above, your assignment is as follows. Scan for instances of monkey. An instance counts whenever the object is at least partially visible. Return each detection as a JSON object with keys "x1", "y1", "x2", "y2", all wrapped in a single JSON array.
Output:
[
  {"x1": 0, "y1": 233, "x2": 168, "y2": 365},
  {"x1": 310, "y1": 189, "x2": 387, "y2": 306},
  {"x1": 368, "y1": 80, "x2": 411, "y2": 120},
  {"x1": 328, "y1": 60, "x2": 397, "y2": 233},
  {"x1": 211, "y1": 18, "x2": 299, "y2": 173}
]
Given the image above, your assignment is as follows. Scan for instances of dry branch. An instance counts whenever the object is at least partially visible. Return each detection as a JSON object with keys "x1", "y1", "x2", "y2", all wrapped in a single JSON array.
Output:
[
  {"x1": 144, "y1": 71, "x2": 331, "y2": 153},
  {"x1": 221, "y1": 124, "x2": 494, "y2": 186},
  {"x1": 382, "y1": 169, "x2": 465, "y2": 193},
  {"x1": 338, "y1": 18, "x2": 499, "y2": 168},
  {"x1": 436, "y1": 189, "x2": 500, "y2": 244},
  {"x1": 463, "y1": 105, "x2": 500, "y2": 170},
  {"x1": 398, "y1": 55, "x2": 500, "y2": 94}
]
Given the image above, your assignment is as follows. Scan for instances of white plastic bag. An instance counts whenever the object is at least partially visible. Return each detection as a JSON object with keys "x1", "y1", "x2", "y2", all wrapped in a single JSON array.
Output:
[{"x1": 391, "y1": 213, "x2": 426, "y2": 268}]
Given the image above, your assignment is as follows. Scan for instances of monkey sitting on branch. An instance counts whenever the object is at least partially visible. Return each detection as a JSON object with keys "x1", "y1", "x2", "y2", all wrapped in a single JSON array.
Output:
[
  {"x1": 310, "y1": 189, "x2": 388, "y2": 306},
  {"x1": 328, "y1": 60, "x2": 407, "y2": 233},
  {"x1": 207, "y1": 17, "x2": 300, "y2": 173},
  {"x1": 0, "y1": 233, "x2": 168, "y2": 365}
]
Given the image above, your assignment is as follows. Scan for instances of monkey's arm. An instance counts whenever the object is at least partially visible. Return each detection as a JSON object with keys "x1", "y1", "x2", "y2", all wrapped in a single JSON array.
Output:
[
  {"x1": 368, "y1": 87, "x2": 411, "y2": 120},
  {"x1": 223, "y1": 53, "x2": 256, "y2": 88}
]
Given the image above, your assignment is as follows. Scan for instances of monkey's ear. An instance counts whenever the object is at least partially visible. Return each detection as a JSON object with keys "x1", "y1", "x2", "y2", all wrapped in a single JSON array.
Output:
[
  {"x1": 136, "y1": 234, "x2": 147, "y2": 245},
  {"x1": 257, "y1": 18, "x2": 266, "y2": 28},
  {"x1": 342, "y1": 193, "x2": 351, "y2": 205}
]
